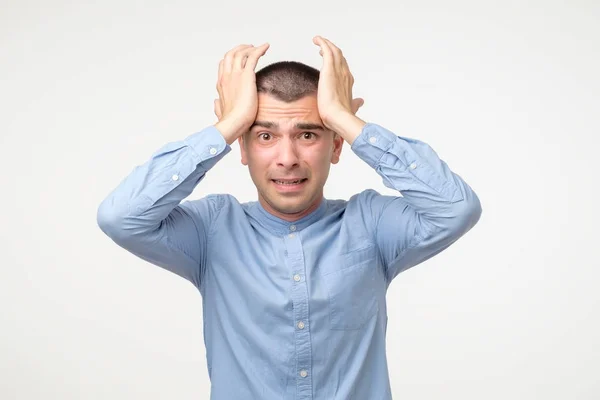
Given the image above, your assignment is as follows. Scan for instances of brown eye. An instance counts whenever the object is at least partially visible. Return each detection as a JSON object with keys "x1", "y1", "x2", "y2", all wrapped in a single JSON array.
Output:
[
  {"x1": 259, "y1": 133, "x2": 272, "y2": 141},
  {"x1": 302, "y1": 132, "x2": 316, "y2": 139}
]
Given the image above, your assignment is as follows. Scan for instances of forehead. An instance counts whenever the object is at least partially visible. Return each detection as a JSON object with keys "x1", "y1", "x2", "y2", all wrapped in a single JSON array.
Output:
[{"x1": 255, "y1": 93, "x2": 322, "y2": 128}]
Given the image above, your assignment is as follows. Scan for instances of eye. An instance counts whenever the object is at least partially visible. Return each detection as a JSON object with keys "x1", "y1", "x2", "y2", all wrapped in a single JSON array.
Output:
[
  {"x1": 258, "y1": 132, "x2": 272, "y2": 141},
  {"x1": 301, "y1": 132, "x2": 317, "y2": 140}
]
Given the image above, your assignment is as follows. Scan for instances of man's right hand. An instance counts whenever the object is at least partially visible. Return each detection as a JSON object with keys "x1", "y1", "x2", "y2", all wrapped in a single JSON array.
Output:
[{"x1": 213, "y1": 43, "x2": 270, "y2": 145}]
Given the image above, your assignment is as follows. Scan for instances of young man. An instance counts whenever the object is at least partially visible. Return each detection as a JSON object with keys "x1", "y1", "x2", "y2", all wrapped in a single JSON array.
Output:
[{"x1": 97, "y1": 36, "x2": 482, "y2": 400}]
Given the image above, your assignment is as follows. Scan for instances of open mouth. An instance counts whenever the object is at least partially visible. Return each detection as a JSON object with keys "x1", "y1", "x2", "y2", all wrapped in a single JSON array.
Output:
[
  {"x1": 271, "y1": 178, "x2": 308, "y2": 192},
  {"x1": 271, "y1": 179, "x2": 308, "y2": 185}
]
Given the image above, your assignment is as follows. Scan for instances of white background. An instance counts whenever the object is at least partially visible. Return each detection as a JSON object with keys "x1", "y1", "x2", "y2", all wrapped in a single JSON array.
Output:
[{"x1": 1, "y1": 0, "x2": 598, "y2": 399}]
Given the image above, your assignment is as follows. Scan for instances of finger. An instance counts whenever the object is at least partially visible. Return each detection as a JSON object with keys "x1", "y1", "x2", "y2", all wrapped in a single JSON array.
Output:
[
  {"x1": 313, "y1": 35, "x2": 331, "y2": 54},
  {"x1": 313, "y1": 36, "x2": 333, "y2": 67},
  {"x1": 322, "y1": 37, "x2": 344, "y2": 66},
  {"x1": 236, "y1": 44, "x2": 267, "y2": 70},
  {"x1": 223, "y1": 44, "x2": 253, "y2": 64},
  {"x1": 224, "y1": 44, "x2": 253, "y2": 73},
  {"x1": 224, "y1": 43, "x2": 253, "y2": 57},
  {"x1": 244, "y1": 43, "x2": 270, "y2": 71},
  {"x1": 322, "y1": 37, "x2": 342, "y2": 56},
  {"x1": 234, "y1": 45, "x2": 256, "y2": 70}
]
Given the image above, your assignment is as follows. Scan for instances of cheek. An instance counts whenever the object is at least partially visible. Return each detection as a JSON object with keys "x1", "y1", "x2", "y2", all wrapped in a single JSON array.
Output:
[
  {"x1": 308, "y1": 153, "x2": 333, "y2": 176},
  {"x1": 246, "y1": 150, "x2": 272, "y2": 175}
]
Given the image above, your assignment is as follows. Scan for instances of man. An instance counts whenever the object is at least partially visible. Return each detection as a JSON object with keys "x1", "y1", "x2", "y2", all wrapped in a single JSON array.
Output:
[{"x1": 97, "y1": 36, "x2": 482, "y2": 400}]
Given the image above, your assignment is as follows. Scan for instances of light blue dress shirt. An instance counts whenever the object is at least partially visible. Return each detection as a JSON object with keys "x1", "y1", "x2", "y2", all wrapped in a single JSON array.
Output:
[{"x1": 97, "y1": 122, "x2": 482, "y2": 400}]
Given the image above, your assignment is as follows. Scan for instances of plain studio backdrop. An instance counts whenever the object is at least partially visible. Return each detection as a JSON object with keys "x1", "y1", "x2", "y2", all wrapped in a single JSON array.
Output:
[{"x1": 1, "y1": 0, "x2": 598, "y2": 399}]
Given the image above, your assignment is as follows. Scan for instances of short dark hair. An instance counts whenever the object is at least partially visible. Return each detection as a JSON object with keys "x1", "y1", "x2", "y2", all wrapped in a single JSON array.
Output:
[{"x1": 255, "y1": 61, "x2": 319, "y2": 102}]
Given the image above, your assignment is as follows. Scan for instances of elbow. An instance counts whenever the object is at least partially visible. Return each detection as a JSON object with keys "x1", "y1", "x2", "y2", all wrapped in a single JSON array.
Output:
[
  {"x1": 96, "y1": 197, "x2": 129, "y2": 242},
  {"x1": 418, "y1": 188, "x2": 482, "y2": 251},
  {"x1": 454, "y1": 189, "x2": 482, "y2": 234},
  {"x1": 468, "y1": 189, "x2": 483, "y2": 224}
]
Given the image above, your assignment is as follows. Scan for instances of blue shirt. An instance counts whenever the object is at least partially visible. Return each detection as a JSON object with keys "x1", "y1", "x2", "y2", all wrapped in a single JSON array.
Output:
[{"x1": 97, "y1": 122, "x2": 482, "y2": 400}]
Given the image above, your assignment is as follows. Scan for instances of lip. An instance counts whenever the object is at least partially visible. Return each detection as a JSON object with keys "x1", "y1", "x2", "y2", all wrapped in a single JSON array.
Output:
[{"x1": 271, "y1": 178, "x2": 308, "y2": 193}]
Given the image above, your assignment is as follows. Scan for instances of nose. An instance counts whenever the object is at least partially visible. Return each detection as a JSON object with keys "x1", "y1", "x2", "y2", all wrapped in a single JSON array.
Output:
[{"x1": 276, "y1": 137, "x2": 300, "y2": 169}]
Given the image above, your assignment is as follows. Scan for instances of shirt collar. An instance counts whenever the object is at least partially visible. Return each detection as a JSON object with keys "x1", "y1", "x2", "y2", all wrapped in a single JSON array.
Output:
[{"x1": 248, "y1": 196, "x2": 329, "y2": 236}]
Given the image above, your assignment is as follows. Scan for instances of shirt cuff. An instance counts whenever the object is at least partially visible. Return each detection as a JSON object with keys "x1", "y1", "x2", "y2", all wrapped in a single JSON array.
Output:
[
  {"x1": 183, "y1": 125, "x2": 230, "y2": 162},
  {"x1": 350, "y1": 123, "x2": 396, "y2": 168}
]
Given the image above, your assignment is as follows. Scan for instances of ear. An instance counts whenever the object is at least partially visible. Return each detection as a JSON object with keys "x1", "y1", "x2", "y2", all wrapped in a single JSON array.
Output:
[
  {"x1": 330, "y1": 132, "x2": 344, "y2": 164},
  {"x1": 238, "y1": 134, "x2": 248, "y2": 166}
]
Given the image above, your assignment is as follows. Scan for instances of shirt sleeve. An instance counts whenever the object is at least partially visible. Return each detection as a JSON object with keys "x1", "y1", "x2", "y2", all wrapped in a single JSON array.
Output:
[
  {"x1": 350, "y1": 123, "x2": 482, "y2": 283},
  {"x1": 97, "y1": 125, "x2": 231, "y2": 288}
]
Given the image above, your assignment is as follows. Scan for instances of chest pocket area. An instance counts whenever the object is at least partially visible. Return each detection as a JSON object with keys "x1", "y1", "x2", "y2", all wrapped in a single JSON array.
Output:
[{"x1": 321, "y1": 244, "x2": 380, "y2": 330}]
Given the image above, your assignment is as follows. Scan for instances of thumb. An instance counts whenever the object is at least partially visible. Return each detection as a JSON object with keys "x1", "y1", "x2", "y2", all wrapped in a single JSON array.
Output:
[
  {"x1": 351, "y1": 97, "x2": 364, "y2": 114},
  {"x1": 214, "y1": 99, "x2": 223, "y2": 120}
]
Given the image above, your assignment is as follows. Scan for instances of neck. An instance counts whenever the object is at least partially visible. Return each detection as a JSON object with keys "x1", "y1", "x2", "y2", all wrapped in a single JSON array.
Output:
[{"x1": 258, "y1": 193, "x2": 323, "y2": 222}]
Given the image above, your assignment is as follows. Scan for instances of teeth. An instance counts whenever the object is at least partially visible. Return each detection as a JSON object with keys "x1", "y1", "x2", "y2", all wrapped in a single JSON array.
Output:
[{"x1": 275, "y1": 179, "x2": 303, "y2": 185}]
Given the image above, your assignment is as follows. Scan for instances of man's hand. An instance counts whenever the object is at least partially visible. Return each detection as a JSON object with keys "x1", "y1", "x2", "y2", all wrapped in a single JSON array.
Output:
[
  {"x1": 214, "y1": 43, "x2": 270, "y2": 145},
  {"x1": 313, "y1": 36, "x2": 366, "y2": 145}
]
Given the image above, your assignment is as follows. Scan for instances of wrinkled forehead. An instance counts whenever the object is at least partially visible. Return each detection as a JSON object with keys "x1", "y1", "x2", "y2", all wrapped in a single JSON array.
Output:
[{"x1": 254, "y1": 93, "x2": 323, "y2": 131}]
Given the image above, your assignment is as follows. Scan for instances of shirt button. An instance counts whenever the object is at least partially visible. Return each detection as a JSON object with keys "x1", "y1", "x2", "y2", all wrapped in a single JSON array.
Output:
[
  {"x1": 288, "y1": 233, "x2": 295, "y2": 238},
  {"x1": 171, "y1": 174, "x2": 179, "y2": 181},
  {"x1": 209, "y1": 147, "x2": 217, "y2": 155},
  {"x1": 369, "y1": 136, "x2": 377, "y2": 144},
  {"x1": 297, "y1": 321, "x2": 305, "y2": 329},
  {"x1": 299, "y1": 370, "x2": 308, "y2": 378},
  {"x1": 289, "y1": 225, "x2": 297, "y2": 231},
  {"x1": 293, "y1": 274, "x2": 301, "y2": 282},
  {"x1": 410, "y1": 162, "x2": 417, "y2": 169}
]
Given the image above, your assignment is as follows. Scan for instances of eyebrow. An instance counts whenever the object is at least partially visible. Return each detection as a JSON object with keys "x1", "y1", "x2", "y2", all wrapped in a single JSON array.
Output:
[{"x1": 250, "y1": 121, "x2": 325, "y2": 131}]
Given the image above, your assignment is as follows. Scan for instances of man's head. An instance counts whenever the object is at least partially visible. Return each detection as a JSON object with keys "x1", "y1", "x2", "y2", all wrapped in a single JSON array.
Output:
[{"x1": 238, "y1": 61, "x2": 344, "y2": 222}]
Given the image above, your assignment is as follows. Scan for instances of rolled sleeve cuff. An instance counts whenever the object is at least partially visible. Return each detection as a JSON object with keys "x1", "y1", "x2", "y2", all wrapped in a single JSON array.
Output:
[
  {"x1": 184, "y1": 125, "x2": 230, "y2": 162},
  {"x1": 350, "y1": 123, "x2": 397, "y2": 168}
]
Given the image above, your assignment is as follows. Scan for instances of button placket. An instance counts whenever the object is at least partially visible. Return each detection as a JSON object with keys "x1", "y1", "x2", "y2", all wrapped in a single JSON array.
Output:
[{"x1": 283, "y1": 230, "x2": 313, "y2": 397}]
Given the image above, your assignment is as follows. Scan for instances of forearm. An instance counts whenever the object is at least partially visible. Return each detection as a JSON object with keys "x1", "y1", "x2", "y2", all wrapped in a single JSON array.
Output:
[
  {"x1": 97, "y1": 125, "x2": 230, "y2": 239},
  {"x1": 351, "y1": 123, "x2": 482, "y2": 232}
]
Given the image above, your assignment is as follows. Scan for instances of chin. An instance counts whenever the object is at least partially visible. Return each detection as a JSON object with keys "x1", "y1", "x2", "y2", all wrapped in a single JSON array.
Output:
[
  {"x1": 257, "y1": 179, "x2": 322, "y2": 217},
  {"x1": 272, "y1": 199, "x2": 310, "y2": 215},
  {"x1": 264, "y1": 193, "x2": 311, "y2": 214}
]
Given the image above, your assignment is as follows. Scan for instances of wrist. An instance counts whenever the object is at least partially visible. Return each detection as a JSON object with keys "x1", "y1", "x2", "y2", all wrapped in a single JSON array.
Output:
[
  {"x1": 214, "y1": 118, "x2": 251, "y2": 145},
  {"x1": 324, "y1": 111, "x2": 367, "y2": 145}
]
